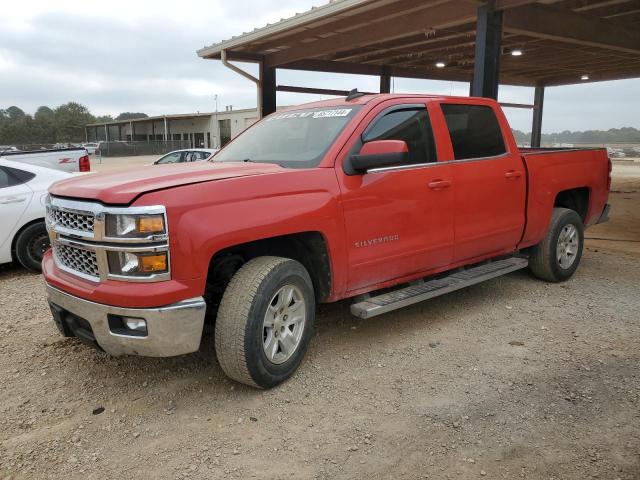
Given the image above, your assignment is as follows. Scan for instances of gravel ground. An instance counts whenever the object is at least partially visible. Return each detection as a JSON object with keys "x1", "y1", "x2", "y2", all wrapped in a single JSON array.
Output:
[
  {"x1": 90, "y1": 155, "x2": 156, "y2": 172},
  {"x1": 1, "y1": 166, "x2": 639, "y2": 480}
]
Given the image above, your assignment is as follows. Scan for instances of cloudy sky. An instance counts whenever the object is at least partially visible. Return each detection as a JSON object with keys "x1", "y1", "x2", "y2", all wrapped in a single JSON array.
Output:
[{"x1": 1, "y1": 0, "x2": 638, "y2": 133}]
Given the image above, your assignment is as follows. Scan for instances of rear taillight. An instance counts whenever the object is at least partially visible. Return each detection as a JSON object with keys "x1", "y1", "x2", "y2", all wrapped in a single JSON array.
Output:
[
  {"x1": 607, "y1": 157, "x2": 612, "y2": 191},
  {"x1": 79, "y1": 155, "x2": 90, "y2": 172}
]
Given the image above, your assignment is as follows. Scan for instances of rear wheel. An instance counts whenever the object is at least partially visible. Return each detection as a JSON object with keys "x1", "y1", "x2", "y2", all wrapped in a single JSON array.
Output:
[
  {"x1": 528, "y1": 207, "x2": 584, "y2": 282},
  {"x1": 214, "y1": 256, "x2": 315, "y2": 388},
  {"x1": 15, "y1": 222, "x2": 50, "y2": 273}
]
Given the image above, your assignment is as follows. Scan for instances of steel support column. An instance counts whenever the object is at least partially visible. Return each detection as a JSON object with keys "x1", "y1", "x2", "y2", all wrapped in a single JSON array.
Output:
[
  {"x1": 470, "y1": 4, "x2": 502, "y2": 99},
  {"x1": 380, "y1": 67, "x2": 391, "y2": 93},
  {"x1": 260, "y1": 63, "x2": 276, "y2": 117},
  {"x1": 531, "y1": 85, "x2": 545, "y2": 148}
]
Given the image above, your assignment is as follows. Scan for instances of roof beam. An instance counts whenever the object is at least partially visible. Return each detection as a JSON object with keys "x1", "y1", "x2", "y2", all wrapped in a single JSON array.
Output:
[
  {"x1": 278, "y1": 56, "x2": 540, "y2": 86},
  {"x1": 276, "y1": 85, "x2": 375, "y2": 96},
  {"x1": 278, "y1": 58, "x2": 475, "y2": 82},
  {"x1": 332, "y1": 28, "x2": 475, "y2": 63},
  {"x1": 503, "y1": 3, "x2": 640, "y2": 54},
  {"x1": 244, "y1": 0, "x2": 444, "y2": 53},
  {"x1": 265, "y1": 1, "x2": 479, "y2": 68},
  {"x1": 347, "y1": 31, "x2": 476, "y2": 64}
]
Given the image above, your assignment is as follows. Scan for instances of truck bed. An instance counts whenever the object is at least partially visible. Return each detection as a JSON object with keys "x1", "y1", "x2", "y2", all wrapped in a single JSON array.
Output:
[
  {"x1": 518, "y1": 147, "x2": 610, "y2": 248},
  {"x1": 1, "y1": 147, "x2": 89, "y2": 173}
]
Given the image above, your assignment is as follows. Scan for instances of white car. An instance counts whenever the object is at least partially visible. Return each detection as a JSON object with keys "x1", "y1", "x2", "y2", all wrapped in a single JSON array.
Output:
[
  {"x1": 153, "y1": 148, "x2": 218, "y2": 165},
  {"x1": 82, "y1": 143, "x2": 100, "y2": 155},
  {"x1": 0, "y1": 159, "x2": 72, "y2": 272},
  {"x1": 0, "y1": 145, "x2": 20, "y2": 154}
]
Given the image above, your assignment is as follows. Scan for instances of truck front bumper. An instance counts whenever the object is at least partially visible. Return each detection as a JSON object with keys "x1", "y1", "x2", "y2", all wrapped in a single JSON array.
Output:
[{"x1": 46, "y1": 284, "x2": 206, "y2": 357}]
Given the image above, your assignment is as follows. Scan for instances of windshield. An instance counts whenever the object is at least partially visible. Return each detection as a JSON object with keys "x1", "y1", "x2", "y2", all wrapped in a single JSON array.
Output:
[{"x1": 214, "y1": 106, "x2": 361, "y2": 168}]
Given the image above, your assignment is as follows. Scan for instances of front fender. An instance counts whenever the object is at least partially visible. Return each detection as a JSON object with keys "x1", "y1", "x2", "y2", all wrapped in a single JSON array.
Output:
[{"x1": 135, "y1": 169, "x2": 348, "y2": 298}]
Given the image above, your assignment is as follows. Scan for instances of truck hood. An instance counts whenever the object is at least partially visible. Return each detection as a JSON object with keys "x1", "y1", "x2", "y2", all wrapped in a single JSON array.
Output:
[{"x1": 49, "y1": 161, "x2": 284, "y2": 204}]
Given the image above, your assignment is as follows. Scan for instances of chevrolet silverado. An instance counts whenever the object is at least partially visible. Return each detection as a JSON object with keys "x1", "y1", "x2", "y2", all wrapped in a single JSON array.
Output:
[{"x1": 43, "y1": 94, "x2": 610, "y2": 388}]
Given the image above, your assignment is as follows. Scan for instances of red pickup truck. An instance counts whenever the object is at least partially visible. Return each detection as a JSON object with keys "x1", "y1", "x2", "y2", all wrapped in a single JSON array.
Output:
[{"x1": 43, "y1": 94, "x2": 610, "y2": 388}]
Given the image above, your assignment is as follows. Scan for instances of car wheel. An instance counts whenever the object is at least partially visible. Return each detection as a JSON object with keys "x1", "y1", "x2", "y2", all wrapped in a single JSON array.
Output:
[
  {"x1": 528, "y1": 207, "x2": 584, "y2": 282},
  {"x1": 15, "y1": 222, "x2": 50, "y2": 273},
  {"x1": 214, "y1": 256, "x2": 315, "y2": 388}
]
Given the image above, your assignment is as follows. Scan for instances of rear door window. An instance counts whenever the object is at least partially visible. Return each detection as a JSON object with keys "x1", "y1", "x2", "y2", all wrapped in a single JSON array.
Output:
[
  {"x1": 441, "y1": 104, "x2": 506, "y2": 160},
  {"x1": 363, "y1": 108, "x2": 437, "y2": 165},
  {"x1": 0, "y1": 168, "x2": 10, "y2": 188},
  {"x1": 0, "y1": 167, "x2": 34, "y2": 188}
]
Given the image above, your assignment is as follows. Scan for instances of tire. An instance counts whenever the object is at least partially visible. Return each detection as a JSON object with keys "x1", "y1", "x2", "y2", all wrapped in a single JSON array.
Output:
[
  {"x1": 15, "y1": 222, "x2": 50, "y2": 273},
  {"x1": 214, "y1": 256, "x2": 315, "y2": 388},
  {"x1": 528, "y1": 207, "x2": 584, "y2": 282}
]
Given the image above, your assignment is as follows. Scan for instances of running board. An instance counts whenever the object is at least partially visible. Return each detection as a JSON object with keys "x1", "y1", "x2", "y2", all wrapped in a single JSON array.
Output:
[{"x1": 350, "y1": 257, "x2": 529, "y2": 319}]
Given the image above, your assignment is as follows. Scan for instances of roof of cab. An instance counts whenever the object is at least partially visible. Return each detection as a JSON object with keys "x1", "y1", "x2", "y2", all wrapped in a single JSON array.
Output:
[{"x1": 275, "y1": 93, "x2": 485, "y2": 112}]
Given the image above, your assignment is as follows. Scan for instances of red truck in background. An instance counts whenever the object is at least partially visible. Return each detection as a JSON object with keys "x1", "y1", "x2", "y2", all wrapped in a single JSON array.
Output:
[{"x1": 43, "y1": 94, "x2": 611, "y2": 388}]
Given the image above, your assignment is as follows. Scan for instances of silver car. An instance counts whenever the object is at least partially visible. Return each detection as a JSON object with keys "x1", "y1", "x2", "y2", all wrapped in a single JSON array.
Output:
[{"x1": 153, "y1": 148, "x2": 218, "y2": 165}]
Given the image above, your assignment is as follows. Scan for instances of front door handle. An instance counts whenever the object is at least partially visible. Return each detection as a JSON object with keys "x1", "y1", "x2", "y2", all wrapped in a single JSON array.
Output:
[
  {"x1": 0, "y1": 196, "x2": 27, "y2": 204},
  {"x1": 504, "y1": 170, "x2": 523, "y2": 179},
  {"x1": 428, "y1": 179, "x2": 452, "y2": 190}
]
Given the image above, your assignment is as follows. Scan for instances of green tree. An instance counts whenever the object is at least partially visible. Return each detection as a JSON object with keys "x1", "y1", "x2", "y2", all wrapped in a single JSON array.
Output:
[
  {"x1": 94, "y1": 114, "x2": 114, "y2": 123},
  {"x1": 115, "y1": 112, "x2": 148, "y2": 121},
  {"x1": 54, "y1": 102, "x2": 94, "y2": 142},
  {"x1": 5, "y1": 106, "x2": 26, "y2": 121},
  {"x1": 34, "y1": 106, "x2": 55, "y2": 122}
]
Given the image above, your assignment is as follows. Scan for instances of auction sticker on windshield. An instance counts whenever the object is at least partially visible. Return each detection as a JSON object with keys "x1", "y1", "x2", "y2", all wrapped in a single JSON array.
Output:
[{"x1": 267, "y1": 108, "x2": 353, "y2": 121}]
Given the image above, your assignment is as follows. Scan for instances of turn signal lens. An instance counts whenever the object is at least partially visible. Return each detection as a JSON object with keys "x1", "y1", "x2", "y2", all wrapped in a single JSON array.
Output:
[
  {"x1": 137, "y1": 216, "x2": 165, "y2": 234},
  {"x1": 140, "y1": 254, "x2": 167, "y2": 272},
  {"x1": 105, "y1": 213, "x2": 166, "y2": 238}
]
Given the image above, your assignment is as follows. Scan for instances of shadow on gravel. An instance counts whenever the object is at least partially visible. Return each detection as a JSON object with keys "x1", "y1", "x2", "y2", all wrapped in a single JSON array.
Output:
[
  {"x1": 0, "y1": 262, "x2": 36, "y2": 279},
  {"x1": 40, "y1": 269, "x2": 538, "y2": 398}
]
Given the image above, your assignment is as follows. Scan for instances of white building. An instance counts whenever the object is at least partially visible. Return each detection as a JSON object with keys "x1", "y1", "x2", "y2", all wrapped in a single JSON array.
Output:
[{"x1": 85, "y1": 108, "x2": 259, "y2": 149}]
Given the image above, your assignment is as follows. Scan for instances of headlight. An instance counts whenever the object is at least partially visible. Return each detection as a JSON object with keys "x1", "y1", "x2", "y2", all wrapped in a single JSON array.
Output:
[
  {"x1": 105, "y1": 214, "x2": 166, "y2": 238},
  {"x1": 107, "y1": 251, "x2": 169, "y2": 276}
]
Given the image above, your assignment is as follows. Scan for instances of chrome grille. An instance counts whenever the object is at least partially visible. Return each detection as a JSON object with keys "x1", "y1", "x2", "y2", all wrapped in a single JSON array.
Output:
[
  {"x1": 48, "y1": 208, "x2": 95, "y2": 233},
  {"x1": 46, "y1": 196, "x2": 170, "y2": 282},
  {"x1": 53, "y1": 243, "x2": 99, "y2": 279}
]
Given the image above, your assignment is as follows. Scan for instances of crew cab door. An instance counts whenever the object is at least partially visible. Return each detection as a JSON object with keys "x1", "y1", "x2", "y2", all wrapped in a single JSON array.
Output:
[
  {"x1": 435, "y1": 101, "x2": 526, "y2": 262},
  {"x1": 336, "y1": 103, "x2": 454, "y2": 293}
]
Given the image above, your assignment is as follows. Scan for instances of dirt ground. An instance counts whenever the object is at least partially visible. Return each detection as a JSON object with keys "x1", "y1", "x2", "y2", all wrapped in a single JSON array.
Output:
[
  {"x1": 90, "y1": 155, "x2": 157, "y2": 172},
  {"x1": 1, "y1": 162, "x2": 639, "y2": 480}
]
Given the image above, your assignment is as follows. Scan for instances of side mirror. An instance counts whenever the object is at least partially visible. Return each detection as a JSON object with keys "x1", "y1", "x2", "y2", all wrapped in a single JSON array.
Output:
[{"x1": 348, "y1": 140, "x2": 408, "y2": 174}]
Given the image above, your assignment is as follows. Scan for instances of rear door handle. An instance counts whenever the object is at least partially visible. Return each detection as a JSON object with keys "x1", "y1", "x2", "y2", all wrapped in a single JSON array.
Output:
[
  {"x1": 428, "y1": 179, "x2": 452, "y2": 190},
  {"x1": 0, "y1": 196, "x2": 27, "y2": 204},
  {"x1": 504, "y1": 170, "x2": 523, "y2": 179}
]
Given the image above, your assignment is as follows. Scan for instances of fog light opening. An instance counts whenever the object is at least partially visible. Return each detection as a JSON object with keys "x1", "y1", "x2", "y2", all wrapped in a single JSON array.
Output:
[
  {"x1": 108, "y1": 314, "x2": 148, "y2": 337},
  {"x1": 124, "y1": 317, "x2": 147, "y2": 333}
]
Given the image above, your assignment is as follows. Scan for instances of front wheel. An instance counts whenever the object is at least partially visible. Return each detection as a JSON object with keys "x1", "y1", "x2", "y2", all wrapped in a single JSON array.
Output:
[
  {"x1": 15, "y1": 222, "x2": 50, "y2": 273},
  {"x1": 214, "y1": 256, "x2": 315, "y2": 388},
  {"x1": 528, "y1": 207, "x2": 584, "y2": 282}
]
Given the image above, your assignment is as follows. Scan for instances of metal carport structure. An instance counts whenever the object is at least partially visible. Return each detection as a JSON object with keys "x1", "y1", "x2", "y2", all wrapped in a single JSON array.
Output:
[{"x1": 197, "y1": 0, "x2": 640, "y2": 146}]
